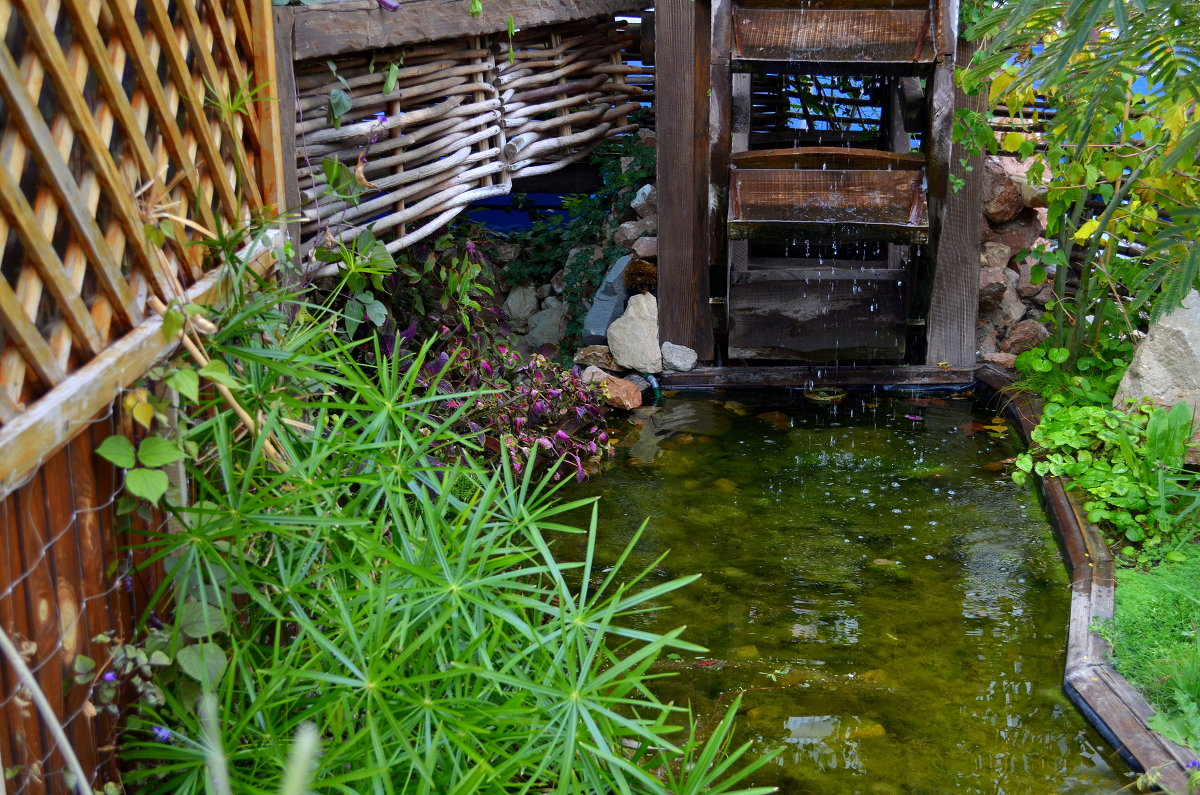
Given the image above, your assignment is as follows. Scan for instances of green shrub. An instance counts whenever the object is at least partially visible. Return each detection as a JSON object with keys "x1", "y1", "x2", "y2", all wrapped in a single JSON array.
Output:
[{"x1": 98, "y1": 267, "x2": 774, "y2": 793}]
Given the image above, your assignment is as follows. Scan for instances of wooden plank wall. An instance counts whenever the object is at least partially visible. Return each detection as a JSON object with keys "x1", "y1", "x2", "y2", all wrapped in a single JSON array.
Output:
[{"x1": 0, "y1": 413, "x2": 161, "y2": 795}]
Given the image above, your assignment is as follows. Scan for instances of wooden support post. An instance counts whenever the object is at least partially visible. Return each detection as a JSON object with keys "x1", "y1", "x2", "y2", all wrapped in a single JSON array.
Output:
[
  {"x1": 656, "y1": 0, "x2": 714, "y2": 360},
  {"x1": 708, "y1": 0, "x2": 732, "y2": 316},
  {"x1": 925, "y1": 38, "x2": 981, "y2": 366},
  {"x1": 273, "y1": 8, "x2": 302, "y2": 278}
]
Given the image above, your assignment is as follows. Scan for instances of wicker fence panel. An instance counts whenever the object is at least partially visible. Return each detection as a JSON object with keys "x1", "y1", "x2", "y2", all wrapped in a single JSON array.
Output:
[
  {"x1": 292, "y1": 15, "x2": 640, "y2": 268},
  {"x1": 0, "y1": 0, "x2": 282, "y2": 430}
]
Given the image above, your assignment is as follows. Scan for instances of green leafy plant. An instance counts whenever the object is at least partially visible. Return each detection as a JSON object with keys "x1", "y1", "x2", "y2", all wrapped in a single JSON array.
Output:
[
  {"x1": 1012, "y1": 402, "x2": 1199, "y2": 562},
  {"x1": 95, "y1": 244, "x2": 773, "y2": 792}
]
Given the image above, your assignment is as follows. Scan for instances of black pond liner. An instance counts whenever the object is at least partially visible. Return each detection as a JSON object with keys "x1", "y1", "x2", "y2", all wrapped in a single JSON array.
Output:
[{"x1": 976, "y1": 364, "x2": 1200, "y2": 793}]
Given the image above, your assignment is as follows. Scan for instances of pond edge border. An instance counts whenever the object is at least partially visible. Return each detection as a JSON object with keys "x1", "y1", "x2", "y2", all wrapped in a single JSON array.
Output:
[{"x1": 977, "y1": 363, "x2": 1200, "y2": 792}]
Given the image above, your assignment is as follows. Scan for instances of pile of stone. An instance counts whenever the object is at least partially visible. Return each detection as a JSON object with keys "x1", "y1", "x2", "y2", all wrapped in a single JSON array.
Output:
[{"x1": 977, "y1": 155, "x2": 1059, "y2": 368}]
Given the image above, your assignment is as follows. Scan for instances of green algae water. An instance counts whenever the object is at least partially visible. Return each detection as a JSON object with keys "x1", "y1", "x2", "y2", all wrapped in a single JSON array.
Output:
[{"x1": 563, "y1": 392, "x2": 1131, "y2": 793}]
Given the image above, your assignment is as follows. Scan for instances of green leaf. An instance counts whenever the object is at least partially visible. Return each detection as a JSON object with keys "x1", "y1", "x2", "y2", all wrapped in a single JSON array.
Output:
[
  {"x1": 138, "y1": 436, "x2": 185, "y2": 468},
  {"x1": 96, "y1": 436, "x2": 136, "y2": 469},
  {"x1": 175, "y1": 642, "x2": 228, "y2": 688},
  {"x1": 1001, "y1": 132, "x2": 1025, "y2": 152},
  {"x1": 1047, "y1": 347, "x2": 1070, "y2": 364},
  {"x1": 1030, "y1": 264, "x2": 1046, "y2": 285},
  {"x1": 365, "y1": 300, "x2": 388, "y2": 327},
  {"x1": 125, "y1": 468, "x2": 170, "y2": 503},
  {"x1": 383, "y1": 62, "x2": 400, "y2": 95},
  {"x1": 198, "y1": 360, "x2": 242, "y2": 390},
  {"x1": 328, "y1": 88, "x2": 353, "y2": 129},
  {"x1": 161, "y1": 308, "x2": 185, "y2": 342},
  {"x1": 166, "y1": 368, "x2": 200, "y2": 403},
  {"x1": 177, "y1": 601, "x2": 229, "y2": 638},
  {"x1": 469, "y1": 0, "x2": 482, "y2": 16}
]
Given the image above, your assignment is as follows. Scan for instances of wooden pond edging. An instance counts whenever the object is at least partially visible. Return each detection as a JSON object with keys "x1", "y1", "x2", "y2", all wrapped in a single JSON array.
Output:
[{"x1": 977, "y1": 364, "x2": 1200, "y2": 792}]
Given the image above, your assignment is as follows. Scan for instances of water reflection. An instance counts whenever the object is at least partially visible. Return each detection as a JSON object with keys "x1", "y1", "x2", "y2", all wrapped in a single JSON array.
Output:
[{"x1": 564, "y1": 393, "x2": 1131, "y2": 793}]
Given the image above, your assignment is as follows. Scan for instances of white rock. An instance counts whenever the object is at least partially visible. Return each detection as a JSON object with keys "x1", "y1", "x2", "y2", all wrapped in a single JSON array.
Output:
[
  {"x1": 615, "y1": 218, "x2": 653, "y2": 248},
  {"x1": 542, "y1": 295, "x2": 562, "y2": 310},
  {"x1": 608, "y1": 293, "x2": 662, "y2": 373},
  {"x1": 631, "y1": 184, "x2": 657, "y2": 219},
  {"x1": 632, "y1": 236, "x2": 658, "y2": 259},
  {"x1": 502, "y1": 285, "x2": 539, "y2": 322},
  {"x1": 580, "y1": 365, "x2": 609, "y2": 384},
  {"x1": 1114, "y1": 290, "x2": 1200, "y2": 462},
  {"x1": 661, "y1": 342, "x2": 698, "y2": 372}
]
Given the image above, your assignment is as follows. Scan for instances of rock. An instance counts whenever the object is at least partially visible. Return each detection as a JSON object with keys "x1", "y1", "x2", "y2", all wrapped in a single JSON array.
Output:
[
  {"x1": 984, "y1": 208, "x2": 1046, "y2": 253},
  {"x1": 977, "y1": 324, "x2": 1001, "y2": 357},
  {"x1": 523, "y1": 305, "x2": 566, "y2": 350},
  {"x1": 1031, "y1": 282, "x2": 1055, "y2": 307},
  {"x1": 608, "y1": 293, "x2": 662, "y2": 373},
  {"x1": 632, "y1": 235, "x2": 658, "y2": 259},
  {"x1": 978, "y1": 265, "x2": 1009, "y2": 311},
  {"x1": 983, "y1": 156, "x2": 1025, "y2": 224},
  {"x1": 625, "y1": 373, "x2": 652, "y2": 393},
  {"x1": 574, "y1": 345, "x2": 621, "y2": 370},
  {"x1": 733, "y1": 644, "x2": 759, "y2": 659},
  {"x1": 581, "y1": 255, "x2": 631, "y2": 345},
  {"x1": 501, "y1": 284, "x2": 539, "y2": 322},
  {"x1": 1001, "y1": 319, "x2": 1049, "y2": 353},
  {"x1": 1020, "y1": 179, "x2": 1049, "y2": 209},
  {"x1": 535, "y1": 284, "x2": 552, "y2": 300},
  {"x1": 542, "y1": 295, "x2": 562, "y2": 310},
  {"x1": 619, "y1": 156, "x2": 634, "y2": 174},
  {"x1": 661, "y1": 341, "x2": 698, "y2": 372},
  {"x1": 636, "y1": 128, "x2": 657, "y2": 147},
  {"x1": 757, "y1": 411, "x2": 791, "y2": 431},
  {"x1": 1113, "y1": 290, "x2": 1200, "y2": 462},
  {"x1": 631, "y1": 184, "x2": 657, "y2": 219},
  {"x1": 982, "y1": 241, "x2": 1013, "y2": 271},
  {"x1": 602, "y1": 376, "x2": 643, "y2": 410},
  {"x1": 551, "y1": 268, "x2": 567, "y2": 294},
  {"x1": 1000, "y1": 271, "x2": 1026, "y2": 326},
  {"x1": 982, "y1": 352, "x2": 1018, "y2": 369},
  {"x1": 580, "y1": 365, "x2": 609, "y2": 384},
  {"x1": 615, "y1": 218, "x2": 653, "y2": 248}
]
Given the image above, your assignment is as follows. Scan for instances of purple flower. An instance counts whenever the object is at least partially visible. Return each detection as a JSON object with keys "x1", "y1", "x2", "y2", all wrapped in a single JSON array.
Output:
[
  {"x1": 152, "y1": 726, "x2": 172, "y2": 743},
  {"x1": 904, "y1": 415, "x2": 923, "y2": 422},
  {"x1": 377, "y1": 0, "x2": 401, "y2": 10},
  {"x1": 554, "y1": 430, "x2": 571, "y2": 444},
  {"x1": 102, "y1": 671, "x2": 118, "y2": 682}
]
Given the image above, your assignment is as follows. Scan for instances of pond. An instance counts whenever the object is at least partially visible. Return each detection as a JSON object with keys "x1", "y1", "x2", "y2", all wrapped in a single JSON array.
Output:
[{"x1": 561, "y1": 391, "x2": 1132, "y2": 793}]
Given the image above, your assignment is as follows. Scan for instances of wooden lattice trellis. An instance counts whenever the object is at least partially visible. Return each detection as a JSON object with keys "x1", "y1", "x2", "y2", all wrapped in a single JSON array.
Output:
[
  {"x1": 291, "y1": 14, "x2": 642, "y2": 270},
  {"x1": 0, "y1": 0, "x2": 282, "y2": 490},
  {"x1": 0, "y1": 1, "x2": 282, "y2": 422}
]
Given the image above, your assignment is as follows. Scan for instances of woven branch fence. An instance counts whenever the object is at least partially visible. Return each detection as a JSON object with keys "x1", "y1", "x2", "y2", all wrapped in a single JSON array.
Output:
[
  {"x1": 0, "y1": 0, "x2": 281, "y2": 791},
  {"x1": 283, "y1": 5, "x2": 648, "y2": 271}
]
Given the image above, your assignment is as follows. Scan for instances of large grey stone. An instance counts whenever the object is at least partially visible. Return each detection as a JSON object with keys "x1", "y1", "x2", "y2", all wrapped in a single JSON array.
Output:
[
  {"x1": 608, "y1": 293, "x2": 662, "y2": 373},
  {"x1": 523, "y1": 305, "x2": 566, "y2": 350},
  {"x1": 581, "y1": 255, "x2": 631, "y2": 345},
  {"x1": 502, "y1": 285, "x2": 539, "y2": 322},
  {"x1": 661, "y1": 341, "x2": 698, "y2": 372},
  {"x1": 1114, "y1": 290, "x2": 1200, "y2": 461}
]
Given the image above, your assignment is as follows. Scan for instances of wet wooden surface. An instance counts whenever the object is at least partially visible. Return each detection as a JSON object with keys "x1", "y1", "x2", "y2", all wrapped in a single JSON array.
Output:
[
  {"x1": 731, "y1": 146, "x2": 925, "y2": 170},
  {"x1": 733, "y1": 8, "x2": 934, "y2": 68},
  {"x1": 662, "y1": 364, "x2": 974, "y2": 387}
]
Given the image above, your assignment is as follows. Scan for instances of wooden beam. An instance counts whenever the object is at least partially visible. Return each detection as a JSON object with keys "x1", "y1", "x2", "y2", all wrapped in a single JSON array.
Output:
[
  {"x1": 662, "y1": 364, "x2": 974, "y2": 389},
  {"x1": 274, "y1": 8, "x2": 303, "y2": 280},
  {"x1": 656, "y1": 0, "x2": 714, "y2": 359},
  {"x1": 924, "y1": 38, "x2": 981, "y2": 366},
  {"x1": 292, "y1": 0, "x2": 650, "y2": 60}
]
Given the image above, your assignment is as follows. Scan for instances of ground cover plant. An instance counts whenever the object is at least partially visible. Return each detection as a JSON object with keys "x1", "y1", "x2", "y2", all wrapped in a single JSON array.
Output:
[
  {"x1": 1100, "y1": 555, "x2": 1200, "y2": 757},
  {"x1": 90, "y1": 229, "x2": 775, "y2": 793}
]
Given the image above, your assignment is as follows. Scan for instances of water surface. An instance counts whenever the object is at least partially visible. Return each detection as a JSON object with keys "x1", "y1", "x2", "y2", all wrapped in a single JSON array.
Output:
[{"x1": 563, "y1": 392, "x2": 1130, "y2": 793}]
